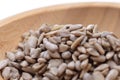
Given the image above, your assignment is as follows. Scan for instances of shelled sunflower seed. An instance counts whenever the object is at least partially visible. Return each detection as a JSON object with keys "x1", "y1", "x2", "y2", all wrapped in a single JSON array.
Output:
[{"x1": 0, "y1": 24, "x2": 120, "y2": 80}]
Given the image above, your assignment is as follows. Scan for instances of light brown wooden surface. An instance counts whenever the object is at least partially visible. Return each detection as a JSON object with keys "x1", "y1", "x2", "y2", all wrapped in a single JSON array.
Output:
[{"x1": 0, "y1": 2, "x2": 120, "y2": 79}]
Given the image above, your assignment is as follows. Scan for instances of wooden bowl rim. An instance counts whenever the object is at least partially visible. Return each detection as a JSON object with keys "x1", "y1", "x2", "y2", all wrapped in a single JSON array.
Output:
[{"x1": 0, "y1": 2, "x2": 120, "y2": 27}]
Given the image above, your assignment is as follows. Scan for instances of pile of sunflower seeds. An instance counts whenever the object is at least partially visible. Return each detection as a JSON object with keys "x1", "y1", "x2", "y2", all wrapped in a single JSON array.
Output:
[{"x1": 0, "y1": 24, "x2": 120, "y2": 80}]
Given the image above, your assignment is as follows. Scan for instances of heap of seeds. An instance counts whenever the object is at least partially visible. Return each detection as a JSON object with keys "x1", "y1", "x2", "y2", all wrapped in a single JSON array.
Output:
[{"x1": 0, "y1": 24, "x2": 120, "y2": 80}]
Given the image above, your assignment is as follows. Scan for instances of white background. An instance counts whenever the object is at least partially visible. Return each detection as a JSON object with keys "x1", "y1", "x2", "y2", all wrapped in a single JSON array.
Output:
[{"x1": 0, "y1": 0, "x2": 119, "y2": 20}]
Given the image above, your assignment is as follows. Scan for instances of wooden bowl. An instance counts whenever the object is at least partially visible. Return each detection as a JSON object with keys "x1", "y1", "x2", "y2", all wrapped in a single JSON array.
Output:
[{"x1": 0, "y1": 2, "x2": 120, "y2": 79}]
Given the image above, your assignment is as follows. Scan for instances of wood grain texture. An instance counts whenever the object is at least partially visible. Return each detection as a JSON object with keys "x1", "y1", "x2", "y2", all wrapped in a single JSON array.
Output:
[{"x1": 0, "y1": 2, "x2": 120, "y2": 80}]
